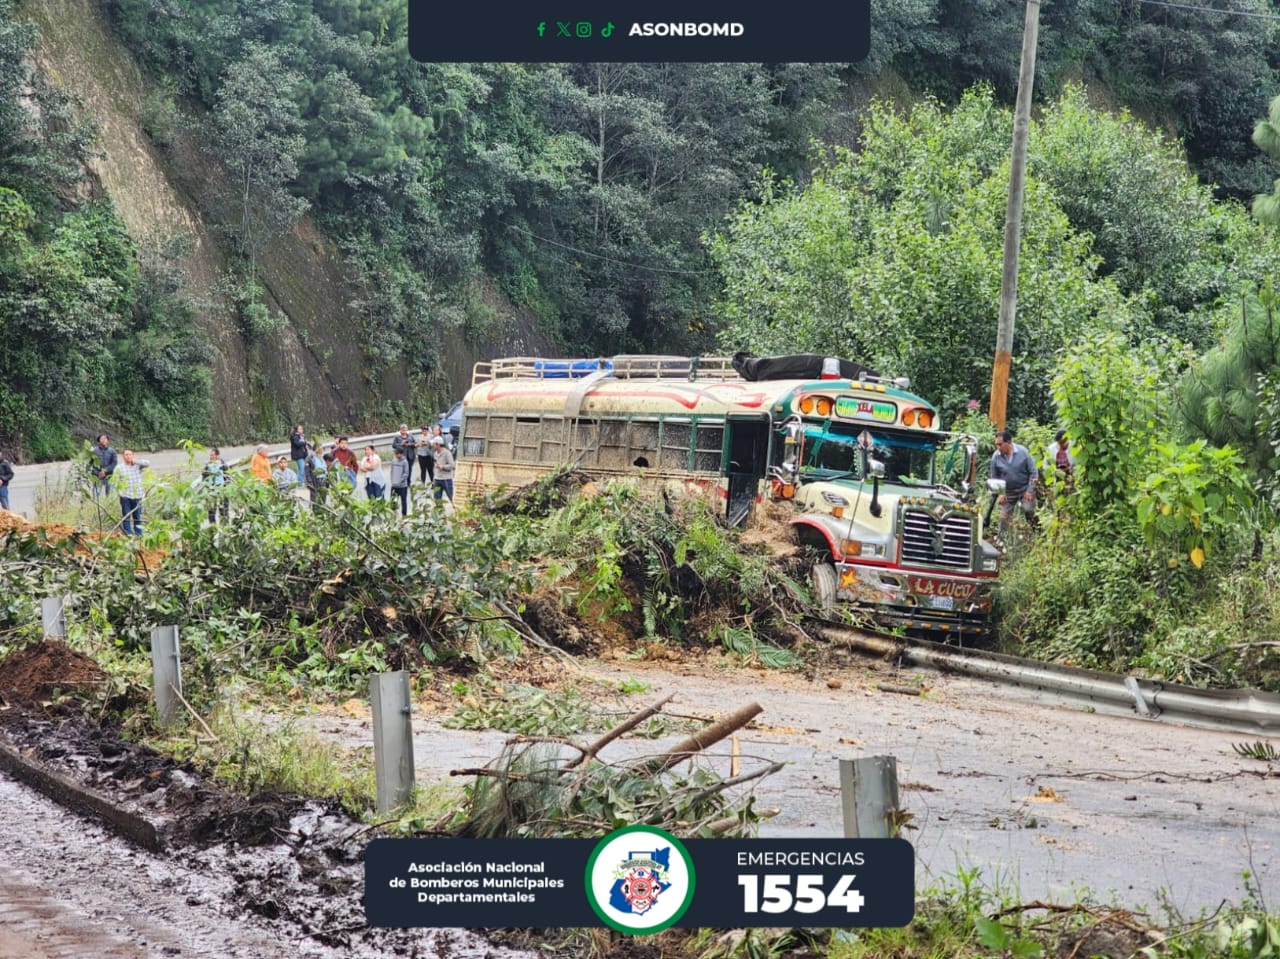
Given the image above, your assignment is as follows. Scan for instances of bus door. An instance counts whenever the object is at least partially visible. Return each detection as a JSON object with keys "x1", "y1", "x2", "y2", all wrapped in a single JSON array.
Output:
[{"x1": 725, "y1": 415, "x2": 770, "y2": 527}]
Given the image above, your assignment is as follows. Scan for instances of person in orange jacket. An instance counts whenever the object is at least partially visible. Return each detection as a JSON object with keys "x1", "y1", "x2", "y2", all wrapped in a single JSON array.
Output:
[{"x1": 249, "y1": 444, "x2": 272, "y2": 484}]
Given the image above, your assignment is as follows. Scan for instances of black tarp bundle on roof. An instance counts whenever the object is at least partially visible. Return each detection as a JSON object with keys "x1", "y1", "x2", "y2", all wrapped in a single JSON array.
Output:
[{"x1": 731, "y1": 352, "x2": 878, "y2": 382}]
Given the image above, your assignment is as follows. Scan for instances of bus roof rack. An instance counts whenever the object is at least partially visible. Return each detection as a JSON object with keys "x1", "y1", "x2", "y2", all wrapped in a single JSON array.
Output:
[
  {"x1": 472, "y1": 354, "x2": 904, "y2": 387},
  {"x1": 474, "y1": 355, "x2": 741, "y2": 384}
]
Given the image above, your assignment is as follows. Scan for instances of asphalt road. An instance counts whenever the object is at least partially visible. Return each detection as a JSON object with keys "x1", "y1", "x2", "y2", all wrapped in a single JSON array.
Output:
[
  {"x1": 295, "y1": 655, "x2": 1280, "y2": 914},
  {"x1": 5, "y1": 444, "x2": 265, "y2": 521}
]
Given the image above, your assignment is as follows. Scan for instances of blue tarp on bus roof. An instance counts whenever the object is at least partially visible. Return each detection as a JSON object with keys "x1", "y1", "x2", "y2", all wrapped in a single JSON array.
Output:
[{"x1": 533, "y1": 359, "x2": 613, "y2": 378}]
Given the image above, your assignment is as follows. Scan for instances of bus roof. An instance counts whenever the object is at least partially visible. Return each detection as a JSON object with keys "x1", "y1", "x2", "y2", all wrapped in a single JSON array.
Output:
[{"x1": 465, "y1": 355, "x2": 940, "y2": 424}]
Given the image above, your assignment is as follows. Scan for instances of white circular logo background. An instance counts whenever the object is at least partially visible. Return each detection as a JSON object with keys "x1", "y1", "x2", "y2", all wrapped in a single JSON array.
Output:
[{"x1": 584, "y1": 824, "x2": 696, "y2": 934}]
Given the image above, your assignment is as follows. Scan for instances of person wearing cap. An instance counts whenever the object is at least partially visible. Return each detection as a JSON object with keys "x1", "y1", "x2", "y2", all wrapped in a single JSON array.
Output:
[
  {"x1": 249, "y1": 444, "x2": 272, "y2": 484},
  {"x1": 272, "y1": 455, "x2": 299, "y2": 493},
  {"x1": 431, "y1": 431, "x2": 455, "y2": 504},
  {"x1": 359, "y1": 444, "x2": 386, "y2": 500},
  {"x1": 415, "y1": 426, "x2": 434, "y2": 485},
  {"x1": 389, "y1": 445, "x2": 412, "y2": 516}
]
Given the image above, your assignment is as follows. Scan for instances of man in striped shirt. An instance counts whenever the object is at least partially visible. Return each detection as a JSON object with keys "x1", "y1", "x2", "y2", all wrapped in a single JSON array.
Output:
[{"x1": 116, "y1": 449, "x2": 150, "y2": 536}]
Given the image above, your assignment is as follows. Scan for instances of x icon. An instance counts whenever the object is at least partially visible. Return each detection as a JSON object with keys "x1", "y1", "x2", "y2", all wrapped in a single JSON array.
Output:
[{"x1": 556, "y1": 21, "x2": 571, "y2": 36}]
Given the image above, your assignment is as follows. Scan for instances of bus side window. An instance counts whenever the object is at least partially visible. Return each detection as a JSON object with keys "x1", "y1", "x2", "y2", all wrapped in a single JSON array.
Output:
[
  {"x1": 631, "y1": 421, "x2": 659, "y2": 464},
  {"x1": 660, "y1": 421, "x2": 691, "y2": 469},
  {"x1": 694, "y1": 424, "x2": 724, "y2": 472},
  {"x1": 487, "y1": 416, "x2": 515, "y2": 460},
  {"x1": 571, "y1": 419, "x2": 599, "y2": 465},
  {"x1": 598, "y1": 420, "x2": 628, "y2": 468},
  {"x1": 539, "y1": 417, "x2": 566, "y2": 464}
]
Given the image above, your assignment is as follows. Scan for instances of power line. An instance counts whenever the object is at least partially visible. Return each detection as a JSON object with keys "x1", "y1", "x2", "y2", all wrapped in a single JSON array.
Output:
[
  {"x1": 506, "y1": 224, "x2": 715, "y2": 277},
  {"x1": 1135, "y1": 0, "x2": 1280, "y2": 21}
]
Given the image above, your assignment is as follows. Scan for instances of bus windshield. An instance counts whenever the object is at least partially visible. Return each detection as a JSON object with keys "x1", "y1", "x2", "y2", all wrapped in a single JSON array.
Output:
[{"x1": 797, "y1": 425, "x2": 943, "y2": 486}]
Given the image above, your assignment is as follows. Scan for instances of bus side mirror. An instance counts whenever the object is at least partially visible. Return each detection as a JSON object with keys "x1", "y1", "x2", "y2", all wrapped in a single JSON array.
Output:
[
  {"x1": 962, "y1": 443, "x2": 977, "y2": 499},
  {"x1": 868, "y1": 463, "x2": 883, "y2": 517}
]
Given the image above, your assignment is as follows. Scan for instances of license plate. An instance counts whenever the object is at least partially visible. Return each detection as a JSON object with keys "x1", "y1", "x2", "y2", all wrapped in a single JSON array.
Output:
[{"x1": 928, "y1": 595, "x2": 954, "y2": 611}]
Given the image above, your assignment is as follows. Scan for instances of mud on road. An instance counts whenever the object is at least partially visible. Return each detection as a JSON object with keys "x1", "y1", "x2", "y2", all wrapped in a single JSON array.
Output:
[{"x1": 0, "y1": 642, "x2": 530, "y2": 959}]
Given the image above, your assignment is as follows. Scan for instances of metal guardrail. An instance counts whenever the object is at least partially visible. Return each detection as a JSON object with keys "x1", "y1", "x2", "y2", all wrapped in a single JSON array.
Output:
[{"x1": 813, "y1": 621, "x2": 1280, "y2": 735}]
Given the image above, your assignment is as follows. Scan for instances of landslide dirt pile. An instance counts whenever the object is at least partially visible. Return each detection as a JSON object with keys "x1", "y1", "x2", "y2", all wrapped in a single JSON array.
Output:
[
  {"x1": 0, "y1": 640, "x2": 110, "y2": 704},
  {"x1": 0, "y1": 509, "x2": 79, "y2": 539}
]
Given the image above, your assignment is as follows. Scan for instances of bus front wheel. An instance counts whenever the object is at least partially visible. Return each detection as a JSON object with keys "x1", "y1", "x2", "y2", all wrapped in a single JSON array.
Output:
[{"x1": 811, "y1": 562, "x2": 838, "y2": 610}]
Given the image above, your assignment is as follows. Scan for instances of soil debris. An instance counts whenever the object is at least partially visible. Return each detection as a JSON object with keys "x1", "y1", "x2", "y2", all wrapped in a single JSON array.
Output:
[
  {"x1": 0, "y1": 639, "x2": 109, "y2": 703},
  {"x1": 0, "y1": 510, "x2": 167, "y2": 569}
]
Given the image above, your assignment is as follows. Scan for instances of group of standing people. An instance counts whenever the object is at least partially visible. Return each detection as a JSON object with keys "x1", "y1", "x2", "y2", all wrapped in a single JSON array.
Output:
[
  {"x1": 88, "y1": 433, "x2": 151, "y2": 535},
  {"x1": 226, "y1": 423, "x2": 456, "y2": 519},
  {"x1": 84, "y1": 420, "x2": 458, "y2": 537}
]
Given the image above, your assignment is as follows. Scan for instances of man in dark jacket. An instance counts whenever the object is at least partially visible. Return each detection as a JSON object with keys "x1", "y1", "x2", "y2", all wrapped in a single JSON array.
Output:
[
  {"x1": 290, "y1": 425, "x2": 309, "y2": 484},
  {"x1": 89, "y1": 434, "x2": 117, "y2": 497},
  {"x1": 0, "y1": 448, "x2": 13, "y2": 511},
  {"x1": 391, "y1": 423, "x2": 414, "y2": 463}
]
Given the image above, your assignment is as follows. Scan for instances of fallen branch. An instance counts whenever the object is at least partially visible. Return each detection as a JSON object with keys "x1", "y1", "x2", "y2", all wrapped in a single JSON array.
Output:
[
  {"x1": 876, "y1": 682, "x2": 923, "y2": 697},
  {"x1": 170, "y1": 683, "x2": 219, "y2": 742},
  {"x1": 566, "y1": 693, "x2": 676, "y2": 770},
  {"x1": 491, "y1": 597, "x2": 583, "y2": 671},
  {"x1": 647, "y1": 702, "x2": 762, "y2": 774},
  {"x1": 657, "y1": 761, "x2": 786, "y2": 816}
]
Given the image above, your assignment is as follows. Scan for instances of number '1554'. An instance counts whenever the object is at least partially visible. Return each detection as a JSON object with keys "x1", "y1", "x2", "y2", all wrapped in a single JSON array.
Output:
[{"x1": 737, "y1": 874, "x2": 866, "y2": 914}]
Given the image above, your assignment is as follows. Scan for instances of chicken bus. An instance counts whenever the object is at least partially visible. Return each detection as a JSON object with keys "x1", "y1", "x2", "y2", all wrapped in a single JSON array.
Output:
[{"x1": 456, "y1": 353, "x2": 1000, "y2": 637}]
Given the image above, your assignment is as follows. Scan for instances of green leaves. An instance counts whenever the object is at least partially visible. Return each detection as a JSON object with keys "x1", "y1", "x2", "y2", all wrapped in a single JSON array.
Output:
[
  {"x1": 1051, "y1": 331, "x2": 1159, "y2": 520},
  {"x1": 1135, "y1": 440, "x2": 1254, "y2": 567}
]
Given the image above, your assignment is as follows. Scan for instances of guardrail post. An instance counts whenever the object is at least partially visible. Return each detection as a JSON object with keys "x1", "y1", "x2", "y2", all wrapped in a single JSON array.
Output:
[
  {"x1": 371, "y1": 670, "x2": 415, "y2": 813},
  {"x1": 839, "y1": 755, "x2": 900, "y2": 838},
  {"x1": 150, "y1": 625, "x2": 182, "y2": 725},
  {"x1": 41, "y1": 596, "x2": 69, "y2": 640}
]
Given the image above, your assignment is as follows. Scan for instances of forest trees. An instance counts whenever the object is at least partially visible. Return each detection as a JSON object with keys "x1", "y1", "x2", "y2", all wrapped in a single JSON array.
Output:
[
  {"x1": 0, "y1": 0, "x2": 210, "y2": 456},
  {"x1": 710, "y1": 86, "x2": 1278, "y2": 425},
  {"x1": 209, "y1": 43, "x2": 309, "y2": 280}
]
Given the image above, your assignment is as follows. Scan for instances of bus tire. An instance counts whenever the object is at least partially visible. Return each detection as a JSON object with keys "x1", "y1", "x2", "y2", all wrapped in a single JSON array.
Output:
[{"x1": 812, "y1": 562, "x2": 838, "y2": 610}]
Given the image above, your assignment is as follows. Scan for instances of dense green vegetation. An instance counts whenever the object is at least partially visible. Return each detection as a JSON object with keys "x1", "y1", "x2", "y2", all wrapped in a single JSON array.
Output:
[
  {"x1": 0, "y1": 0, "x2": 208, "y2": 457},
  {"x1": 9, "y1": 471, "x2": 1280, "y2": 957}
]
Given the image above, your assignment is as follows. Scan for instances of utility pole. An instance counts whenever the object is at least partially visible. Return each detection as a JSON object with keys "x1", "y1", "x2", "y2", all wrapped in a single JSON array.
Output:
[{"x1": 989, "y1": 0, "x2": 1040, "y2": 431}]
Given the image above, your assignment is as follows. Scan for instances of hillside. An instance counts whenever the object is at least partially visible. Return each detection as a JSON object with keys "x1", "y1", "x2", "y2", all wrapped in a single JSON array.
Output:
[{"x1": 16, "y1": 0, "x2": 551, "y2": 443}]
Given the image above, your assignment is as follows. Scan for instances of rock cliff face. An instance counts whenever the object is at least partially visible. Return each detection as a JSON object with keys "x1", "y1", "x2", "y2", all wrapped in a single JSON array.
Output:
[{"x1": 23, "y1": 0, "x2": 552, "y2": 439}]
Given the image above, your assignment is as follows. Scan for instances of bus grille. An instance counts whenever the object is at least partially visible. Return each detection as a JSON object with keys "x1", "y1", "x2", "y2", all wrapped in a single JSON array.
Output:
[{"x1": 900, "y1": 509, "x2": 974, "y2": 570}]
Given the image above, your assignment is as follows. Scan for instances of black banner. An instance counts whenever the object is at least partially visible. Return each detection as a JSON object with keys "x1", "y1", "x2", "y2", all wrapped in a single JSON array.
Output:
[
  {"x1": 366, "y1": 831, "x2": 913, "y2": 931},
  {"x1": 407, "y1": 1, "x2": 870, "y2": 63}
]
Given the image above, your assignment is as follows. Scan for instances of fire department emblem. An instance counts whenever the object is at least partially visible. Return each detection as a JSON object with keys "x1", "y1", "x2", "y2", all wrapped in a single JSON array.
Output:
[
  {"x1": 585, "y1": 825, "x2": 696, "y2": 934},
  {"x1": 613, "y1": 855, "x2": 668, "y2": 914}
]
